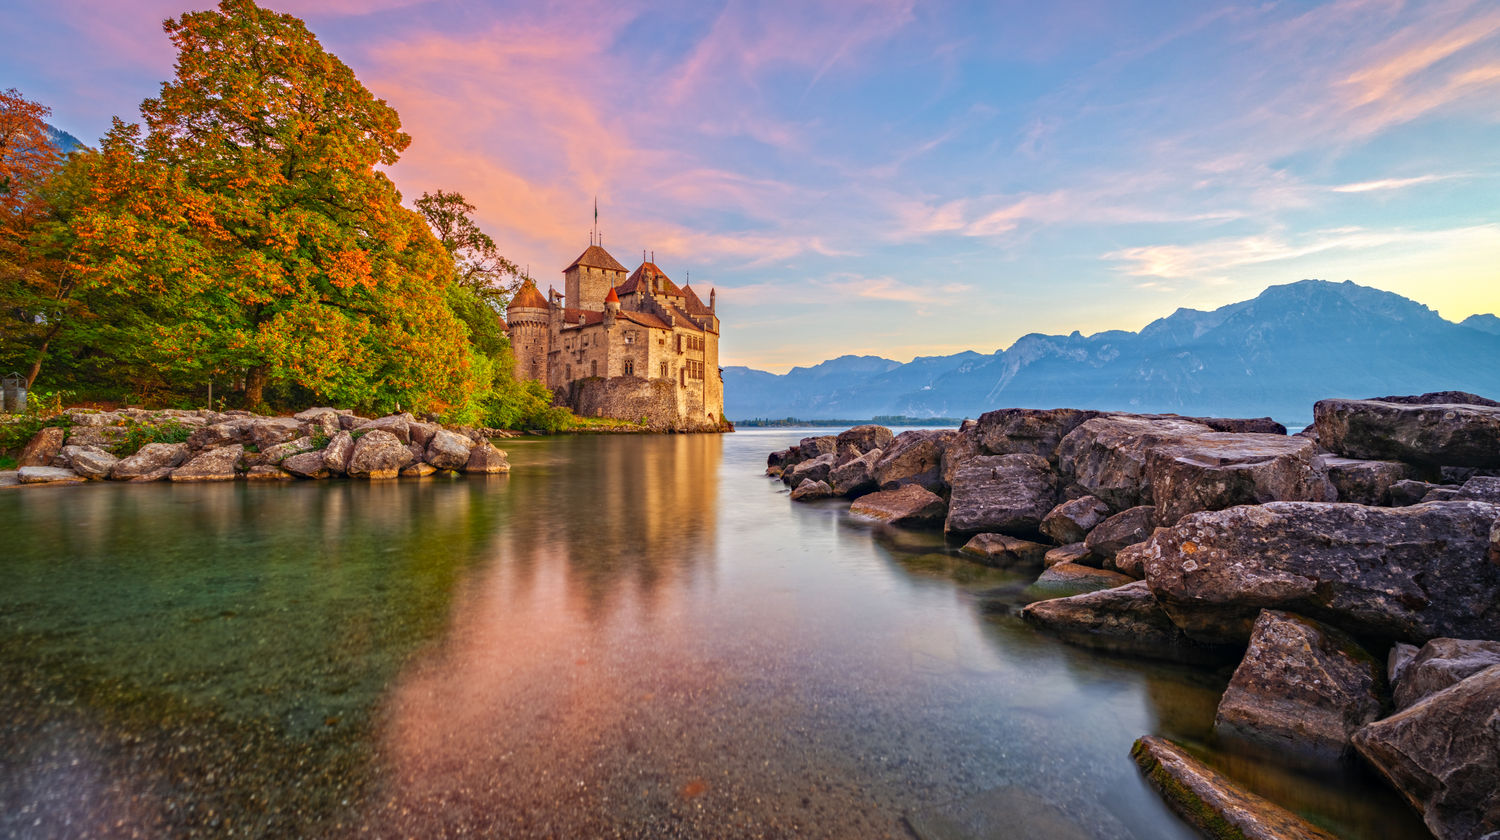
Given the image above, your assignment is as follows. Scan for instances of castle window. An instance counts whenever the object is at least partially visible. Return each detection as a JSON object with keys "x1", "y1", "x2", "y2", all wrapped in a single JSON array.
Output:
[
  {"x1": 660, "y1": 362, "x2": 668, "y2": 378},
  {"x1": 566, "y1": 364, "x2": 572, "y2": 379},
  {"x1": 624, "y1": 331, "x2": 635, "y2": 344},
  {"x1": 676, "y1": 335, "x2": 683, "y2": 353},
  {"x1": 591, "y1": 360, "x2": 598, "y2": 377},
  {"x1": 624, "y1": 360, "x2": 634, "y2": 376},
  {"x1": 658, "y1": 336, "x2": 665, "y2": 346}
]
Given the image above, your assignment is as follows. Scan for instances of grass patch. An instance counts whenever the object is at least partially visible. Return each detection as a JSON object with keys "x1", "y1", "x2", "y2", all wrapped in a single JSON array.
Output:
[{"x1": 0, "y1": 454, "x2": 16, "y2": 471}]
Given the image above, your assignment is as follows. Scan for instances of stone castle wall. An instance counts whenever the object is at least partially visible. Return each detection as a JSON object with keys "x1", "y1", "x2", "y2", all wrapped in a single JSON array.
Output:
[{"x1": 555, "y1": 376, "x2": 721, "y2": 432}]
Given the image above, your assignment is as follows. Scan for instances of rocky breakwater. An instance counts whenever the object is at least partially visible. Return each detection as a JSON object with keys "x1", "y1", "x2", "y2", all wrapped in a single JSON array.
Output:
[
  {"x1": 766, "y1": 392, "x2": 1500, "y2": 839},
  {"x1": 10, "y1": 407, "x2": 510, "y2": 485}
]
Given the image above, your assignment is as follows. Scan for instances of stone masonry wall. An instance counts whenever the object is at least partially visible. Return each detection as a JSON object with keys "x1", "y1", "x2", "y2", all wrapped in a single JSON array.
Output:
[{"x1": 555, "y1": 376, "x2": 719, "y2": 432}]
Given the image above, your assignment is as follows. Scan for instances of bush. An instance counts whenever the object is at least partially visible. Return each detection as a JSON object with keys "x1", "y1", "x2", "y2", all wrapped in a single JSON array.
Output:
[{"x1": 116, "y1": 421, "x2": 194, "y2": 456}]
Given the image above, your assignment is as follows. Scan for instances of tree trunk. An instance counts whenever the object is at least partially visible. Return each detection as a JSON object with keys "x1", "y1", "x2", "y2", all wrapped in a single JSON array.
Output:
[
  {"x1": 24, "y1": 325, "x2": 61, "y2": 388},
  {"x1": 243, "y1": 365, "x2": 268, "y2": 407}
]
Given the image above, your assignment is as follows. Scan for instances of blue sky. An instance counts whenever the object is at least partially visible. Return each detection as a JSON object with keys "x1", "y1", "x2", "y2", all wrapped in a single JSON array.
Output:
[{"x1": 5, "y1": 0, "x2": 1498, "y2": 370}]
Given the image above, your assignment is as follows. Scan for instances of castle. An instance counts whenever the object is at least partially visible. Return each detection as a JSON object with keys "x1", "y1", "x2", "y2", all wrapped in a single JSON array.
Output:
[{"x1": 504, "y1": 242, "x2": 725, "y2": 431}]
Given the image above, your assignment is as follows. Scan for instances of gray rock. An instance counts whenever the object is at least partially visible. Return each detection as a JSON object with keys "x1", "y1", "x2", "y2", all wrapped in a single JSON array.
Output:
[
  {"x1": 1324, "y1": 456, "x2": 1417, "y2": 505},
  {"x1": 245, "y1": 465, "x2": 293, "y2": 481},
  {"x1": 401, "y1": 461, "x2": 437, "y2": 477},
  {"x1": 346, "y1": 431, "x2": 412, "y2": 479},
  {"x1": 1055, "y1": 414, "x2": 1214, "y2": 509},
  {"x1": 1022, "y1": 581, "x2": 1234, "y2": 665},
  {"x1": 1491, "y1": 517, "x2": 1500, "y2": 565},
  {"x1": 1392, "y1": 638, "x2": 1500, "y2": 710},
  {"x1": 1112, "y1": 542, "x2": 1151, "y2": 579},
  {"x1": 125, "y1": 467, "x2": 174, "y2": 483},
  {"x1": 17, "y1": 466, "x2": 84, "y2": 484},
  {"x1": 1390, "y1": 479, "x2": 1447, "y2": 506},
  {"x1": 787, "y1": 452, "x2": 837, "y2": 487},
  {"x1": 1389, "y1": 642, "x2": 1420, "y2": 686},
  {"x1": 1131, "y1": 736, "x2": 1341, "y2": 840},
  {"x1": 293, "y1": 406, "x2": 350, "y2": 422},
  {"x1": 1353, "y1": 665, "x2": 1500, "y2": 840},
  {"x1": 464, "y1": 442, "x2": 510, "y2": 474},
  {"x1": 64, "y1": 409, "x2": 120, "y2": 427},
  {"x1": 829, "y1": 448, "x2": 881, "y2": 497},
  {"x1": 245, "y1": 417, "x2": 302, "y2": 451},
  {"x1": 64, "y1": 425, "x2": 128, "y2": 451},
  {"x1": 1040, "y1": 495, "x2": 1110, "y2": 545},
  {"x1": 1028, "y1": 563, "x2": 1134, "y2": 598},
  {"x1": 110, "y1": 443, "x2": 189, "y2": 480},
  {"x1": 975, "y1": 408, "x2": 1102, "y2": 463},
  {"x1": 796, "y1": 435, "x2": 837, "y2": 462},
  {"x1": 171, "y1": 444, "x2": 244, "y2": 482},
  {"x1": 1147, "y1": 432, "x2": 1335, "y2": 526},
  {"x1": 1422, "y1": 487, "x2": 1463, "y2": 503},
  {"x1": 281, "y1": 451, "x2": 330, "y2": 479},
  {"x1": 1184, "y1": 416, "x2": 1289, "y2": 435},
  {"x1": 186, "y1": 421, "x2": 247, "y2": 451},
  {"x1": 939, "y1": 425, "x2": 982, "y2": 487},
  {"x1": 425, "y1": 429, "x2": 474, "y2": 471},
  {"x1": 790, "y1": 479, "x2": 835, "y2": 501},
  {"x1": 62, "y1": 445, "x2": 119, "y2": 480},
  {"x1": 408, "y1": 421, "x2": 438, "y2": 448},
  {"x1": 1082, "y1": 506, "x2": 1157, "y2": 563},
  {"x1": 1215, "y1": 610, "x2": 1383, "y2": 765},
  {"x1": 959, "y1": 533, "x2": 1049, "y2": 568},
  {"x1": 260, "y1": 436, "x2": 315, "y2": 464},
  {"x1": 944, "y1": 454, "x2": 1058, "y2": 538},
  {"x1": 835, "y1": 424, "x2": 893, "y2": 454},
  {"x1": 1142, "y1": 501, "x2": 1500, "y2": 645},
  {"x1": 338, "y1": 414, "x2": 361, "y2": 431},
  {"x1": 1371, "y1": 390, "x2": 1500, "y2": 407},
  {"x1": 1043, "y1": 542, "x2": 1092, "y2": 569},
  {"x1": 355, "y1": 413, "x2": 414, "y2": 445},
  {"x1": 1313, "y1": 398, "x2": 1500, "y2": 467},
  {"x1": 323, "y1": 430, "x2": 354, "y2": 475},
  {"x1": 17, "y1": 427, "x2": 65, "y2": 468},
  {"x1": 1455, "y1": 475, "x2": 1500, "y2": 503},
  {"x1": 849, "y1": 485, "x2": 947, "y2": 527},
  {"x1": 873, "y1": 429, "x2": 955, "y2": 492}
]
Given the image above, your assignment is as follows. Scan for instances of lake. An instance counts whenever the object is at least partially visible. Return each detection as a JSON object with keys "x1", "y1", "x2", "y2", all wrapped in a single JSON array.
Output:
[{"x1": 0, "y1": 430, "x2": 1425, "y2": 839}]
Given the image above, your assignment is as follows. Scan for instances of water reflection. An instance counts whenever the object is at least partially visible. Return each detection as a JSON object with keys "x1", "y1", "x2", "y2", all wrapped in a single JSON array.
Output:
[{"x1": 0, "y1": 431, "x2": 1426, "y2": 839}]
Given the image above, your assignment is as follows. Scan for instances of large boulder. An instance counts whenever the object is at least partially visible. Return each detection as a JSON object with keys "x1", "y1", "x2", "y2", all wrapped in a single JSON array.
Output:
[
  {"x1": 975, "y1": 408, "x2": 1101, "y2": 462},
  {"x1": 1353, "y1": 665, "x2": 1500, "y2": 840},
  {"x1": 407, "y1": 421, "x2": 438, "y2": 449},
  {"x1": 1082, "y1": 505, "x2": 1157, "y2": 563},
  {"x1": 1324, "y1": 456, "x2": 1418, "y2": 506},
  {"x1": 1455, "y1": 475, "x2": 1500, "y2": 503},
  {"x1": 464, "y1": 442, "x2": 510, "y2": 474},
  {"x1": 1142, "y1": 501, "x2": 1500, "y2": 645},
  {"x1": 186, "y1": 421, "x2": 247, "y2": 451},
  {"x1": 110, "y1": 442, "x2": 188, "y2": 480},
  {"x1": 259, "y1": 436, "x2": 315, "y2": 465},
  {"x1": 959, "y1": 533, "x2": 1049, "y2": 568},
  {"x1": 63, "y1": 425, "x2": 128, "y2": 451},
  {"x1": 1390, "y1": 479, "x2": 1448, "y2": 506},
  {"x1": 1146, "y1": 433, "x2": 1335, "y2": 526},
  {"x1": 829, "y1": 448, "x2": 881, "y2": 497},
  {"x1": 17, "y1": 466, "x2": 84, "y2": 484},
  {"x1": 1021, "y1": 581, "x2": 1234, "y2": 665},
  {"x1": 171, "y1": 444, "x2": 244, "y2": 482},
  {"x1": 294, "y1": 407, "x2": 342, "y2": 437},
  {"x1": 17, "y1": 427, "x2": 65, "y2": 468},
  {"x1": 789, "y1": 479, "x2": 835, "y2": 502},
  {"x1": 1313, "y1": 398, "x2": 1500, "y2": 467},
  {"x1": 1372, "y1": 390, "x2": 1500, "y2": 407},
  {"x1": 787, "y1": 452, "x2": 837, "y2": 487},
  {"x1": 425, "y1": 429, "x2": 474, "y2": 471},
  {"x1": 281, "y1": 451, "x2": 330, "y2": 479},
  {"x1": 1055, "y1": 414, "x2": 1214, "y2": 509},
  {"x1": 1184, "y1": 415, "x2": 1289, "y2": 435},
  {"x1": 939, "y1": 426, "x2": 982, "y2": 488},
  {"x1": 62, "y1": 445, "x2": 119, "y2": 480},
  {"x1": 1131, "y1": 736, "x2": 1341, "y2": 840},
  {"x1": 322, "y1": 430, "x2": 354, "y2": 475},
  {"x1": 1043, "y1": 542, "x2": 1092, "y2": 569},
  {"x1": 795, "y1": 435, "x2": 837, "y2": 463},
  {"x1": 849, "y1": 485, "x2": 947, "y2": 527},
  {"x1": 245, "y1": 417, "x2": 303, "y2": 451},
  {"x1": 1392, "y1": 638, "x2": 1500, "y2": 710},
  {"x1": 346, "y1": 431, "x2": 412, "y2": 479},
  {"x1": 944, "y1": 453, "x2": 1058, "y2": 537},
  {"x1": 355, "y1": 413, "x2": 415, "y2": 445},
  {"x1": 873, "y1": 429, "x2": 955, "y2": 493},
  {"x1": 835, "y1": 424, "x2": 893, "y2": 454},
  {"x1": 1039, "y1": 495, "x2": 1109, "y2": 545},
  {"x1": 1215, "y1": 610, "x2": 1383, "y2": 765}
]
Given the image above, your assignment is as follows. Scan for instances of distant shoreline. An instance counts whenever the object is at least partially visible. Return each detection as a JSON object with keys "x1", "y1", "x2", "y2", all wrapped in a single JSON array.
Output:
[{"x1": 733, "y1": 416, "x2": 966, "y2": 428}]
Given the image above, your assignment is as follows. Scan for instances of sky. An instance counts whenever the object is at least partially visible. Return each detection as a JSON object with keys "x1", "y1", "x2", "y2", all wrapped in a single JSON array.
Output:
[{"x1": 4, "y1": 0, "x2": 1498, "y2": 372}]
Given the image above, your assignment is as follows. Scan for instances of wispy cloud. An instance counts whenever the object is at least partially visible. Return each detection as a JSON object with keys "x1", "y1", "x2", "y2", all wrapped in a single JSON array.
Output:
[{"x1": 1330, "y1": 174, "x2": 1457, "y2": 192}]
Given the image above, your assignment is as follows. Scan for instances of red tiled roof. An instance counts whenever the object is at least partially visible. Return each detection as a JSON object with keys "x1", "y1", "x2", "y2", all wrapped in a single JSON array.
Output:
[
  {"x1": 559, "y1": 307, "x2": 673, "y2": 331},
  {"x1": 680, "y1": 283, "x2": 710, "y2": 316},
  {"x1": 666, "y1": 304, "x2": 705, "y2": 332},
  {"x1": 620, "y1": 261, "x2": 682, "y2": 297},
  {"x1": 565, "y1": 245, "x2": 628, "y2": 273},
  {"x1": 507, "y1": 279, "x2": 549, "y2": 311},
  {"x1": 604, "y1": 286, "x2": 619, "y2": 303}
]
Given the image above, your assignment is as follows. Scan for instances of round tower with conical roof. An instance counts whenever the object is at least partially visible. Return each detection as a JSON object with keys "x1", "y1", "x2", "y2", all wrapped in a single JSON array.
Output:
[{"x1": 506, "y1": 279, "x2": 552, "y2": 385}]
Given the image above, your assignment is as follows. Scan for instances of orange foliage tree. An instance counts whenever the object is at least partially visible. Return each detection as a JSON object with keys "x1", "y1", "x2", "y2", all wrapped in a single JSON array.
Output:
[
  {"x1": 70, "y1": 0, "x2": 477, "y2": 413},
  {"x1": 0, "y1": 88, "x2": 69, "y2": 386}
]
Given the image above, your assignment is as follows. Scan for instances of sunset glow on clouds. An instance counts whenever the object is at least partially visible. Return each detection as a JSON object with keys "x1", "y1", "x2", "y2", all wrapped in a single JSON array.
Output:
[{"x1": 5, "y1": 0, "x2": 1498, "y2": 371}]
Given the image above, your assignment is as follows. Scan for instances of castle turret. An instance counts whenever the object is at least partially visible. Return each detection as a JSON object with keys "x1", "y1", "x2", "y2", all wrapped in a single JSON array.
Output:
[
  {"x1": 506, "y1": 279, "x2": 551, "y2": 385},
  {"x1": 603, "y1": 285, "x2": 620, "y2": 326}
]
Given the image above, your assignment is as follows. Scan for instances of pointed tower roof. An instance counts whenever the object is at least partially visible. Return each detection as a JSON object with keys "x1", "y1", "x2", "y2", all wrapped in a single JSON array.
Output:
[
  {"x1": 680, "y1": 283, "x2": 711, "y2": 316},
  {"x1": 565, "y1": 244, "x2": 628, "y2": 273},
  {"x1": 507, "y1": 279, "x2": 549, "y2": 311},
  {"x1": 604, "y1": 286, "x2": 619, "y2": 303}
]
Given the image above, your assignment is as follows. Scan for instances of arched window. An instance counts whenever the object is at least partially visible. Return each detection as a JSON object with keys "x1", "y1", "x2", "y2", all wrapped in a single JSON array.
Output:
[{"x1": 624, "y1": 359, "x2": 635, "y2": 376}]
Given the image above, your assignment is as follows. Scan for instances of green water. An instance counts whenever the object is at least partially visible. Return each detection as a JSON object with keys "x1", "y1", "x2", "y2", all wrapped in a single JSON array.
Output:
[{"x1": 0, "y1": 431, "x2": 1426, "y2": 838}]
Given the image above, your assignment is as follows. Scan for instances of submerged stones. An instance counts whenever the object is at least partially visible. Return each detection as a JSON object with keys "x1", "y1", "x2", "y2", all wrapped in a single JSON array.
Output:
[
  {"x1": 850, "y1": 485, "x2": 947, "y2": 527},
  {"x1": 1021, "y1": 581, "x2": 1233, "y2": 666}
]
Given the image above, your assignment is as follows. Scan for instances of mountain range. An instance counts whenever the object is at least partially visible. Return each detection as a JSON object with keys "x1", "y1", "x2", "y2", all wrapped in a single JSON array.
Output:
[{"x1": 723, "y1": 280, "x2": 1500, "y2": 427}]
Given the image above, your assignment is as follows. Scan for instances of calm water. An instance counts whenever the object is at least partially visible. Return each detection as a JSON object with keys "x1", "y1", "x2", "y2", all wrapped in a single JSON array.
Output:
[{"x1": 1, "y1": 430, "x2": 1424, "y2": 839}]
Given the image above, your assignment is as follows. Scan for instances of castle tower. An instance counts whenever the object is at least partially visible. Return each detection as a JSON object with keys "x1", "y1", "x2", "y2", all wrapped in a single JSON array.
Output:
[
  {"x1": 563, "y1": 244, "x2": 627, "y2": 312},
  {"x1": 506, "y1": 279, "x2": 552, "y2": 385}
]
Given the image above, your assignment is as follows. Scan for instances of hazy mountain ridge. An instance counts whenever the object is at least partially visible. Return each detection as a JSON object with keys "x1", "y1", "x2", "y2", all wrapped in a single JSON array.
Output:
[{"x1": 723, "y1": 280, "x2": 1500, "y2": 426}]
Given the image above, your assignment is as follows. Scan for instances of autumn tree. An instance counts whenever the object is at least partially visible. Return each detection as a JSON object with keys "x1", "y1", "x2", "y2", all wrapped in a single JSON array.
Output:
[
  {"x1": 71, "y1": 0, "x2": 476, "y2": 413},
  {"x1": 415, "y1": 190, "x2": 525, "y2": 308}
]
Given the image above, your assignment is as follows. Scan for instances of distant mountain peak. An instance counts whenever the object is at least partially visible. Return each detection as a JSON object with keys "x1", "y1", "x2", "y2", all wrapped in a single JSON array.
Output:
[{"x1": 1461, "y1": 313, "x2": 1500, "y2": 336}]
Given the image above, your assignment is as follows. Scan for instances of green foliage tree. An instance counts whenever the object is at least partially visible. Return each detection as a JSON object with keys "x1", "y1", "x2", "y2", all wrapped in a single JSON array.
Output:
[{"x1": 68, "y1": 0, "x2": 477, "y2": 414}]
